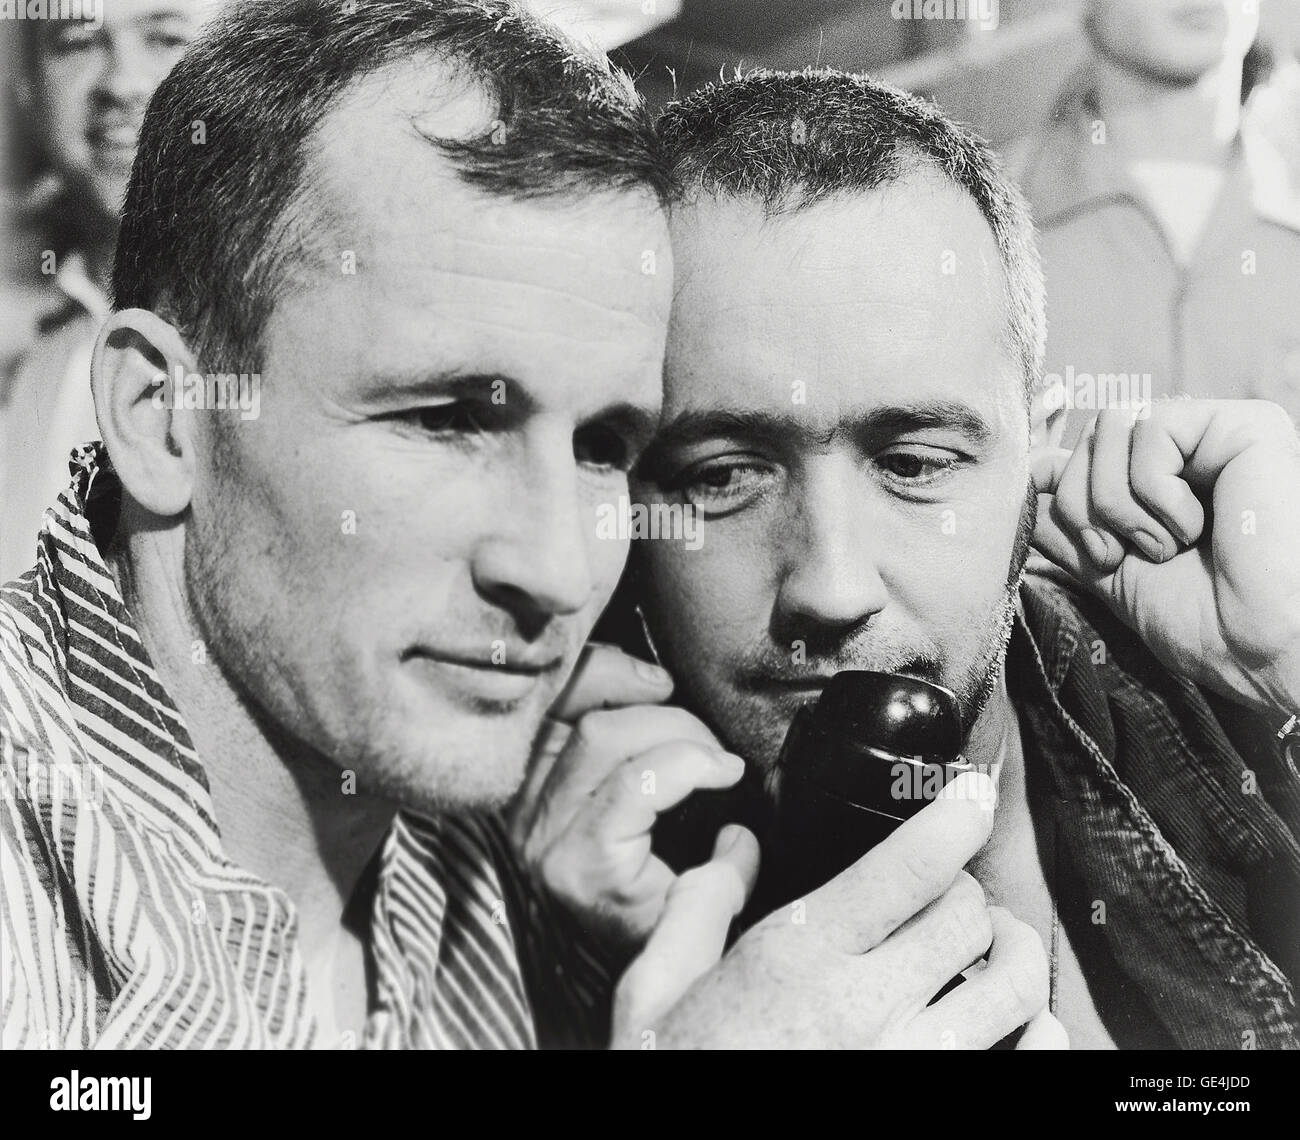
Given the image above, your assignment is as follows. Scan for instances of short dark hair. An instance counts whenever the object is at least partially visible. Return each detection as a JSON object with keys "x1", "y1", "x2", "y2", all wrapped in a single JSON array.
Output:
[
  {"x1": 656, "y1": 70, "x2": 1046, "y2": 399},
  {"x1": 112, "y1": 0, "x2": 670, "y2": 372}
]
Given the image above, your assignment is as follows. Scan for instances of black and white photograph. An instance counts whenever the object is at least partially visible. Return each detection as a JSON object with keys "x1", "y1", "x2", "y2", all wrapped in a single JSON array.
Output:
[{"x1": 1, "y1": 0, "x2": 1297, "y2": 1109}]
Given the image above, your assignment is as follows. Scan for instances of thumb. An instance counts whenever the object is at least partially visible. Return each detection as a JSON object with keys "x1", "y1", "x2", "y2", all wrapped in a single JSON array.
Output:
[{"x1": 612, "y1": 825, "x2": 759, "y2": 1043}]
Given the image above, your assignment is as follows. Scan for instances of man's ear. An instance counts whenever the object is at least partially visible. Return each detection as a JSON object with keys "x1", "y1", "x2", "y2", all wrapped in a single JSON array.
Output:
[{"x1": 91, "y1": 309, "x2": 200, "y2": 518}]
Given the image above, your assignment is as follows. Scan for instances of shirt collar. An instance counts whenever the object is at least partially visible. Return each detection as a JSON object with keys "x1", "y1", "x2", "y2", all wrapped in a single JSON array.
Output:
[
  {"x1": 54, "y1": 251, "x2": 111, "y2": 323},
  {"x1": 40, "y1": 441, "x2": 222, "y2": 847},
  {"x1": 33, "y1": 251, "x2": 111, "y2": 337}
]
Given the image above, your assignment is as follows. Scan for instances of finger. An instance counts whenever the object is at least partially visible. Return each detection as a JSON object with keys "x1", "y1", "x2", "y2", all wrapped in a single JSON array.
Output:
[
  {"x1": 1032, "y1": 501, "x2": 1097, "y2": 585},
  {"x1": 1015, "y1": 1008, "x2": 1070, "y2": 1050},
  {"x1": 508, "y1": 715, "x2": 574, "y2": 845},
  {"x1": 1030, "y1": 445, "x2": 1072, "y2": 498},
  {"x1": 539, "y1": 839, "x2": 677, "y2": 944},
  {"x1": 1088, "y1": 408, "x2": 1181, "y2": 566},
  {"x1": 856, "y1": 872, "x2": 994, "y2": 1013},
  {"x1": 1135, "y1": 398, "x2": 1298, "y2": 489},
  {"x1": 568, "y1": 740, "x2": 747, "y2": 848},
  {"x1": 805, "y1": 771, "x2": 997, "y2": 953},
  {"x1": 548, "y1": 642, "x2": 674, "y2": 724},
  {"x1": 531, "y1": 706, "x2": 727, "y2": 845},
  {"x1": 515, "y1": 645, "x2": 676, "y2": 840},
  {"x1": 540, "y1": 745, "x2": 746, "y2": 944},
  {"x1": 613, "y1": 825, "x2": 760, "y2": 1033},
  {"x1": 1047, "y1": 422, "x2": 1116, "y2": 569},
  {"x1": 1127, "y1": 411, "x2": 1209, "y2": 550},
  {"x1": 911, "y1": 906, "x2": 1049, "y2": 1050},
  {"x1": 1031, "y1": 443, "x2": 1106, "y2": 579}
]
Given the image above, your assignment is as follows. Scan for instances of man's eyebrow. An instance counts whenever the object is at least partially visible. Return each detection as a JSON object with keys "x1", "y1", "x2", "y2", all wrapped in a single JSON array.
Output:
[
  {"x1": 648, "y1": 409, "x2": 793, "y2": 453},
  {"x1": 356, "y1": 370, "x2": 659, "y2": 436},
  {"x1": 863, "y1": 402, "x2": 994, "y2": 446},
  {"x1": 650, "y1": 400, "x2": 993, "y2": 452},
  {"x1": 359, "y1": 371, "x2": 520, "y2": 402}
]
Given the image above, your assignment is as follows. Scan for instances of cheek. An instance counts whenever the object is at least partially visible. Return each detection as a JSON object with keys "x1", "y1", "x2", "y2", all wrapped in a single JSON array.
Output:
[
  {"x1": 886, "y1": 495, "x2": 1024, "y2": 612},
  {"x1": 586, "y1": 528, "x2": 629, "y2": 609},
  {"x1": 645, "y1": 537, "x2": 769, "y2": 653},
  {"x1": 37, "y1": 82, "x2": 89, "y2": 153}
]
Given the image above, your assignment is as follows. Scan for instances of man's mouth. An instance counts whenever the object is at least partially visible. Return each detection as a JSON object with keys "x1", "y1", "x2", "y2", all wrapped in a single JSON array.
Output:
[
  {"x1": 745, "y1": 662, "x2": 937, "y2": 693},
  {"x1": 752, "y1": 673, "x2": 836, "y2": 697},
  {"x1": 403, "y1": 647, "x2": 565, "y2": 706},
  {"x1": 86, "y1": 122, "x2": 139, "y2": 162}
]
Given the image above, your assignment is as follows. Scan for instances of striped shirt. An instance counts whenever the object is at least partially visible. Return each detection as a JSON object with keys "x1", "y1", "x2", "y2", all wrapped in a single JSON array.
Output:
[{"x1": 1, "y1": 443, "x2": 611, "y2": 1049}]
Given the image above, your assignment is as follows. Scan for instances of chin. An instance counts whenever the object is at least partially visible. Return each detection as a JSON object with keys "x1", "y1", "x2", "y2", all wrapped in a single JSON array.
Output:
[{"x1": 354, "y1": 713, "x2": 536, "y2": 817}]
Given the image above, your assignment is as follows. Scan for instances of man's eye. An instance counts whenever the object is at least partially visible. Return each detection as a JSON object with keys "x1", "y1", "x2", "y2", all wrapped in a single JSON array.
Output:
[
  {"x1": 146, "y1": 31, "x2": 192, "y2": 51},
  {"x1": 669, "y1": 459, "x2": 772, "y2": 512},
  {"x1": 405, "y1": 402, "x2": 482, "y2": 435},
  {"x1": 46, "y1": 28, "x2": 98, "y2": 54},
  {"x1": 574, "y1": 424, "x2": 630, "y2": 472},
  {"x1": 876, "y1": 447, "x2": 962, "y2": 483}
]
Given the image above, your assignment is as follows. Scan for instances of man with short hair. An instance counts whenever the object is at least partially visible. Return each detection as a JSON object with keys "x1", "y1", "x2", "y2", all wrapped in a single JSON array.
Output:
[
  {"x1": 522, "y1": 71, "x2": 1300, "y2": 1049},
  {"x1": 1, "y1": 0, "x2": 683, "y2": 1049}
]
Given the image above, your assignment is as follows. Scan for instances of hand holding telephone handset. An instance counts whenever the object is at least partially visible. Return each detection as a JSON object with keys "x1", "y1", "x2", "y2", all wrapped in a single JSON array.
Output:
[
  {"x1": 651, "y1": 669, "x2": 1027, "y2": 1045},
  {"x1": 653, "y1": 670, "x2": 974, "y2": 919}
]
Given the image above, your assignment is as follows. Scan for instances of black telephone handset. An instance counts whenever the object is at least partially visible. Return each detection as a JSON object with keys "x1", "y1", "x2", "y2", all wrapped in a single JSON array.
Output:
[
  {"x1": 751, "y1": 670, "x2": 972, "y2": 917},
  {"x1": 651, "y1": 670, "x2": 1024, "y2": 1046},
  {"x1": 651, "y1": 670, "x2": 972, "y2": 921}
]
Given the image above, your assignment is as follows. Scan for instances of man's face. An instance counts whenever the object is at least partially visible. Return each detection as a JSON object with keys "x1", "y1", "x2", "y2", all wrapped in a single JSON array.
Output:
[
  {"x1": 184, "y1": 68, "x2": 672, "y2": 812},
  {"x1": 29, "y1": 1, "x2": 210, "y2": 227},
  {"x1": 633, "y1": 178, "x2": 1031, "y2": 773},
  {"x1": 1086, "y1": 0, "x2": 1259, "y2": 83}
]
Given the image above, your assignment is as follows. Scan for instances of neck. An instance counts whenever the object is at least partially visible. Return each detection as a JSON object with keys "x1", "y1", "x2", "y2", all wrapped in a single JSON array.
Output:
[
  {"x1": 1091, "y1": 54, "x2": 1243, "y2": 163},
  {"x1": 110, "y1": 519, "x2": 395, "y2": 950}
]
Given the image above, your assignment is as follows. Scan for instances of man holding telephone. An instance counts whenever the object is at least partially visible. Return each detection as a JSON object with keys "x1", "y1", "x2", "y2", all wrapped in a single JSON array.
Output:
[{"x1": 513, "y1": 71, "x2": 1300, "y2": 1049}]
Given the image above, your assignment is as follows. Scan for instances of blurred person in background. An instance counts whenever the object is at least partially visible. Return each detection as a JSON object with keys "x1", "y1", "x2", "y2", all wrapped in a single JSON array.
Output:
[
  {"x1": 1006, "y1": 0, "x2": 1300, "y2": 446},
  {"x1": 1, "y1": 1, "x2": 212, "y2": 582}
]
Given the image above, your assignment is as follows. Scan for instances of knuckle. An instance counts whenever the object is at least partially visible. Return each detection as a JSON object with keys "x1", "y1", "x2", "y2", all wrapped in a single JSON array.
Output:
[
  {"x1": 946, "y1": 893, "x2": 993, "y2": 960},
  {"x1": 613, "y1": 758, "x2": 647, "y2": 797},
  {"x1": 1091, "y1": 497, "x2": 1141, "y2": 537},
  {"x1": 893, "y1": 842, "x2": 958, "y2": 901},
  {"x1": 949, "y1": 870, "x2": 987, "y2": 910},
  {"x1": 1129, "y1": 410, "x2": 1158, "y2": 450},
  {"x1": 570, "y1": 709, "x2": 617, "y2": 755},
  {"x1": 1048, "y1": 483, "x2": 1086, "y2": 529},
  {"x1": 537, "y1": 843, "x2": 583, "y2": 901}
]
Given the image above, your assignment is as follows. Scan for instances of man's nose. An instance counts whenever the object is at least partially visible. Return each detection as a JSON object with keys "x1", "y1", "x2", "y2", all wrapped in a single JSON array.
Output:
[
  {"x1": 470, "y1": 436, "x2": 596, "y2": 624},
  {"x1": 775, "y1": 455, "x2": 889, "y2": 629},
  {"x1": 91, "y1": 39, "x2": 159, "y2": 109}
]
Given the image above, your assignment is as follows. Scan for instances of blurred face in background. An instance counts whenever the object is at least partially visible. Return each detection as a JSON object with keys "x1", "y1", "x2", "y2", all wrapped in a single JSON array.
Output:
[
  {"x1": 1086, "y1": 0, "x2": 1260, "y2": 83},
  {"x1": 25, "y1": 1, "x2": 211, "y2": 231}
]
